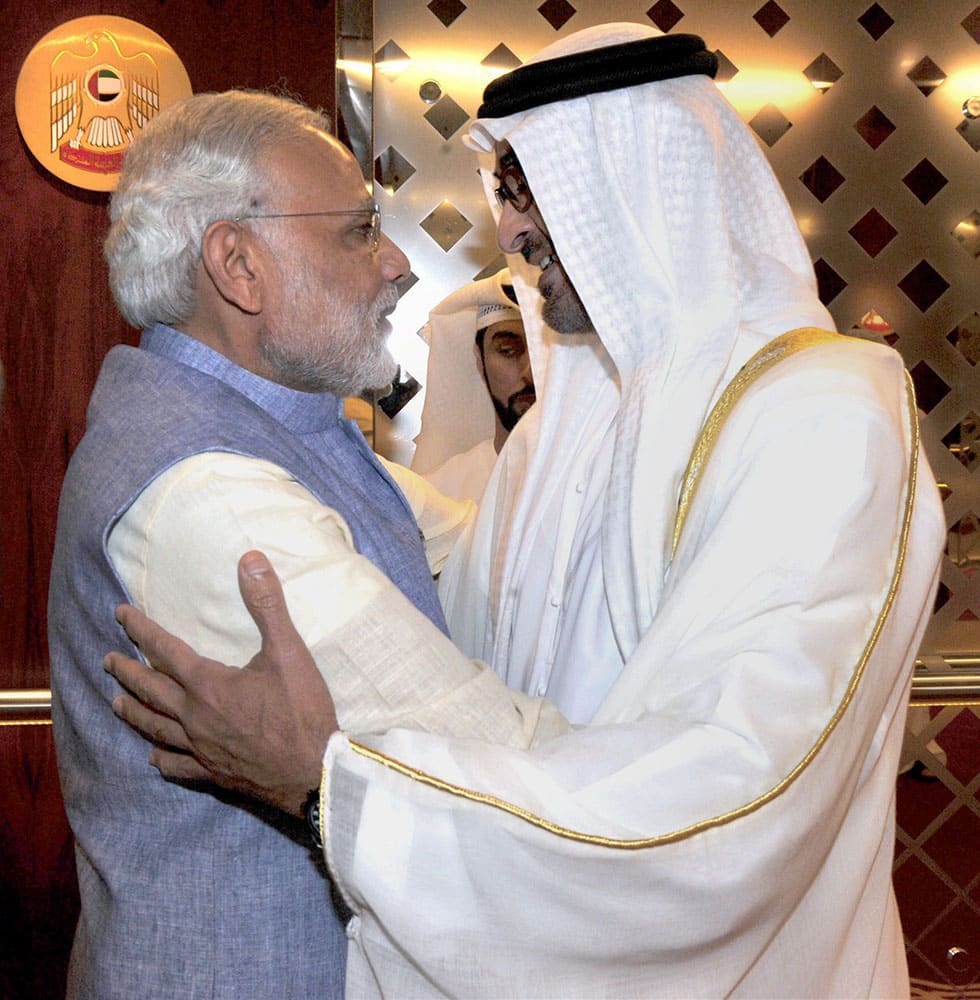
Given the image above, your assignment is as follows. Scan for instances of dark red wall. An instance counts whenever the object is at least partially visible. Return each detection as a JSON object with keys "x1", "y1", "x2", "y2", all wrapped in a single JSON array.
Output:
[{"x1": 0, "y1": 1, "x2": 338, "y2": 689}]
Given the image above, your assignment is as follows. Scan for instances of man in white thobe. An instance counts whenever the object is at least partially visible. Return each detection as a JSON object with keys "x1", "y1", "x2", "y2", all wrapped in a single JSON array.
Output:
[
  {"x1": 413, "y1": 268, "x2": 535, "y2": 503},
  {"x1": 107, "y1": 22, "x2": 945, "y2": 998}
]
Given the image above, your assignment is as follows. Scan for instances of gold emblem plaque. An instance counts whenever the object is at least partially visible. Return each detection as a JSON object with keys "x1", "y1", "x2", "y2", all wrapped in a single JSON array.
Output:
[{"x1": 15, "y1": 16, "x2": 192, "y2": 192}]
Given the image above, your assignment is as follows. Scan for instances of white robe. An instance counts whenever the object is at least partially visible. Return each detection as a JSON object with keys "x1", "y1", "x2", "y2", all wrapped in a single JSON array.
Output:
[
  {"x1": 422, "y1": 438, "x2": 497, "y2": 504},
  {"x1": 323, "y1": 332, "x2": 944, "y2": 998},
  {"x1": 316, "y1": 23, "x2": 945, "y2": 998}
]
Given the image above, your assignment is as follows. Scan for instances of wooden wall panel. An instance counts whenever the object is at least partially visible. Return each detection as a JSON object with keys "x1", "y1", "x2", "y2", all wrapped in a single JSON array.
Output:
[
  {"x1": 0, "y1": 722, "x2": 77, "y2": 1000},
  {"x1": 0, "y1": 1, "x2": 338, "y2": 688}
]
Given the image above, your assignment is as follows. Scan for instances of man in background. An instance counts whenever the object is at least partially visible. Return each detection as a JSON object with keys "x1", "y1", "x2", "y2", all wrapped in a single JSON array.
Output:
[
  {"x1": 412, "y1": 268, "x2": 535, "y2": 502},
  {"x1": 48, "y1": 89, "x2": 469, "y2": 1000}
]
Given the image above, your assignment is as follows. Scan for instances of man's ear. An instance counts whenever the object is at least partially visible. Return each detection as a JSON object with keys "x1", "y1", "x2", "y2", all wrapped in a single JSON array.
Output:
[{"x1": 200, "y1": 220, "x2": 266, "y2": 315}]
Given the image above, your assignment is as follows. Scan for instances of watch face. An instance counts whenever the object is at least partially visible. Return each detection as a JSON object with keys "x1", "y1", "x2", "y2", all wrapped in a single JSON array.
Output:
[{"x1": 304, "y1": 788, "x2": 323, "y2": 848}]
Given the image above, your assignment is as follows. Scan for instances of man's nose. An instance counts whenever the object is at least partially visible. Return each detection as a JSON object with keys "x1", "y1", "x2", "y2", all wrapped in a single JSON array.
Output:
[
  {"x1": 496, "y1": 202, "x2": 532, "y2": 254},
  {"x1": 379, "y1": 233, "x2": 410, "y2": 281}
]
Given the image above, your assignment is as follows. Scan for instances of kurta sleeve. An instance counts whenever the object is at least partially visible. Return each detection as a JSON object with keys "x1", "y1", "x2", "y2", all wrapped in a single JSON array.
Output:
[
  {"x1": 319, "y1": 347, "x2": 946, "y2": 998},
  {"x1": 107, "y1": 452, "x2": 568, "y2": 746}
]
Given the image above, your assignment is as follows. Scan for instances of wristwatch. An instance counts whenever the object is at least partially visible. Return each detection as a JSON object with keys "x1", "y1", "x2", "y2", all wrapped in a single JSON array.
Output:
[{"x1": 303, "y1": 786, "x2": 323, "y2": 849}]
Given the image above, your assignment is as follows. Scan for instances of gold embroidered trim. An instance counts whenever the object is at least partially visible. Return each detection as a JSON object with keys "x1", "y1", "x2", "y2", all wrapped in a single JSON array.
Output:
[
  {"x1": 350, "y1": 334, "x2": 920, "y2": 849},
  {"x1": 673, "y1": 327, "x2": 841, "y2": 558}
]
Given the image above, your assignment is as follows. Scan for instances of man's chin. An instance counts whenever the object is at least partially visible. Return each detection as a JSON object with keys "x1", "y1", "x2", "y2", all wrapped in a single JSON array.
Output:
[
  {"x1": 543, "y1": 295, "x2": 593, "y2": 335},
  {"x1": 362, "y1": 353, "x2": 399, "y2": 395}
]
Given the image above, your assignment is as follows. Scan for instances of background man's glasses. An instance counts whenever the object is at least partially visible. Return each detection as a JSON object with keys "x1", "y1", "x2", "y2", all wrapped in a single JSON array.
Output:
[{"x1": 234, "y1": 205, "x2": 382, "y2": 251}]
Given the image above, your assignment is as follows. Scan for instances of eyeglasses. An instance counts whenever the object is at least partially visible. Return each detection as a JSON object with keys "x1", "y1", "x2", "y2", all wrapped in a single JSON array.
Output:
[
  {"x1": 493, "y1": 159, "x2": 534, "y2": 214},
  {"x1": 234, "y1": 204, "x2": 382, "y2": 252}
]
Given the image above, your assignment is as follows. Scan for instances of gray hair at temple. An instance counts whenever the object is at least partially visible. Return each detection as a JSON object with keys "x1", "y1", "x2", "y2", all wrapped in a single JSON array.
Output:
[{"x1": 105, "y1": 90, "x2": 330, "y2": 330}]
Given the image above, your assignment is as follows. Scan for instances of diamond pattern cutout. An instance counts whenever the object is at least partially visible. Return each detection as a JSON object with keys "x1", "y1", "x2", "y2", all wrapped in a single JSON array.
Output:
[
  {"x1": 423, "y1": 95, "x2": 470, "y2": 140},
  {"x1": 814, "y1": 258, "x2": 847, "y2": 305},
  {"x1": 963, "y1": 6, "x2": 980, "y2": 42},
  {"x1": 646, "y1": 0, "x2": 685, "y2": 33},
  {"x1": 473, "y1": 256, "x2": 507, "y2": 281},
  {"x1": 713, "y1": 49, "x2": 739, "y2": 83},
  {"x1": 538, "y1": 0, "x2": 576, "y2": 31},
  {"x1": 375, "y1": 146, "x2": 416, "y2": 194},
  {"x1": 956, "y1": 116, "x2": 980, "y2": 152},
  {"x1": 801, "y1": 156, "x2": 845, "y2": 202},
  {"x1": 754, "y1": 1, "x2": 790, "y2": 36},
  {"x1": 855, "y1": 106, "x2": 896, "y2": 149},
  {"x1": 948, "y1": 512, "x2": 980, "y2": 571},
  {"x1": 953, "y1": 210, "x2": 980, "y2": 259},
  {"x1": 858, "y1": 4, "x2": 895, "y2": 40},
  {"x1": 892, "y1": 853, "x2": 951, "y2": 942},
  {"x1": 396, "y1": 271, "x2": 420, "y2": 298},
  {"x1": 908, "y1": 56, "x2": 947, "y2": 97},
  {"x1": 849, "y1": 208, "x2": 897, "y2": 257},
  {"x1": 909, "y1": 360, "x2": 951, "y2": 412},
  {"x1": 899, "y1": 260, "x2": 950, "y2": 312},
  {"x1": 482, "y1": 44, "x2": 521, "y2": 71},
  {"x1": 894, "y1": 700, "x2": 980, "y2": 991},
  {"x1": 749, "y1": 103, "x2": 792, "y2": 146},
  {"x1": 943, "y1": 413, "x2": 979, "y2": 471},
  {"x1": 948, "y1": 313, "x2": 980, "y2": 365},
  {"x1": 903, "y1": 158, "x2": 948, "y2": 204},
  {"x1": 420, "y1": 200, "x2": 473, "y2": 251},
  {"x1": 427, "y1": 0, "x2": 466, "y2": 28},
  {"x1": 803, "y1": 53, "x2": 843, "y2": 93},
  {"x1": 940, "y1": 708, "x2": 980, "y2": 785},
  {"x1": 896, "y1": 770, "x2": 956, "y2": 840},
  {"x1": 934, "y1": 580, "x2": 952, "y2": 611},
  {"x1": 377, "y1": 367, "x2": 421, "y2": 419},
  {"x1": 375, "y1": 40, "x2": 411, "y2": 81}
]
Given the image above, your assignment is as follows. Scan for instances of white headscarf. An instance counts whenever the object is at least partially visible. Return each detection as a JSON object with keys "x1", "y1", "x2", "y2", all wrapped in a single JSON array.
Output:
[
  {"x1": 443, "y1": 21, "x2": 833, "y2": 682},
  {"x1": 411, "y1": 268, "x2": 521, "y2": 475}
]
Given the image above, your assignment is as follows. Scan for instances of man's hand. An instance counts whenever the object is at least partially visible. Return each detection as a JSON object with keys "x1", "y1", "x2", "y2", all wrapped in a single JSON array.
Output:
[{"x1": 104, "y1": 550, "x2": 338, "y2": 816}]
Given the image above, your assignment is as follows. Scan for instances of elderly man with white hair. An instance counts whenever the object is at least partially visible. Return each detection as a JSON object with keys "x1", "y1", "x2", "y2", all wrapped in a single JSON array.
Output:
[
  {"x1": 48, "y1": 89, "x2": 472, "y2": 1000},
  {"x1": 107, "y1": 23, "x2": 944, "y2": 998}
]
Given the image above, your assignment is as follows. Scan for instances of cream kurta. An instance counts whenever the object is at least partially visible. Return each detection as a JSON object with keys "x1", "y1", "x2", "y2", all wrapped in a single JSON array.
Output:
[{"x1": 108, "y1": 452, "x2": 568, "y2": 747}]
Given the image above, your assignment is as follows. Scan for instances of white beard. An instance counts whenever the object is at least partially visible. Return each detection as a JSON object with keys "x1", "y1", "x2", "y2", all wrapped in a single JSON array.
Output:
[{"x1": 260, "y1": 246, "x2": 398, "y2": 396}]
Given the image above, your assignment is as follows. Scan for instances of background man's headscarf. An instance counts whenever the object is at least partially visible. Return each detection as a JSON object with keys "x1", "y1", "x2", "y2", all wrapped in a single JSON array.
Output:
[{"x1": 411, "y1": 268, "x2": 521, "y2": 475}]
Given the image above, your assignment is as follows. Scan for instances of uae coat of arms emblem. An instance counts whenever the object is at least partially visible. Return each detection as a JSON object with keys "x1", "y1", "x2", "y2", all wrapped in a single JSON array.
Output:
[{"x1": 15, "y1": 16, "x2": 192, "y2": 191}]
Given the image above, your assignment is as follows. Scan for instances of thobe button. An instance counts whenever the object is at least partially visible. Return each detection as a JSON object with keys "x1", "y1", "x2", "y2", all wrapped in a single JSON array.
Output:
[
  {"x1": 549, "y1": 596, "x2": 560, "y2": 608},
  {"x1": 575, "y1": 482, "x2": 585, "y2": 494},
  {"x1": 536, "y1": 683, "x2": 547, "y2": 696}
]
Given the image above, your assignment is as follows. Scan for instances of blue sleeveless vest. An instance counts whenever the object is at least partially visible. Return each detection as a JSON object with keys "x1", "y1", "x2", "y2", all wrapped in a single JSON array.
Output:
[{"x1": 49, "y1": 327, "x2": 447, "y2": 1000}]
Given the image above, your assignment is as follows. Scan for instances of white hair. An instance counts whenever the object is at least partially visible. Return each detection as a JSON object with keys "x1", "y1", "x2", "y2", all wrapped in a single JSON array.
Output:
[{"x1": 105, "y1": 90, "x2": 330, "y2": 329}]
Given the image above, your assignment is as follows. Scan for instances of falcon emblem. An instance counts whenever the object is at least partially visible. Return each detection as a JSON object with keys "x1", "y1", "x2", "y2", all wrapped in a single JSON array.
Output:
[{"x1": 49, "y1": 29, "x2": 160, "y2": 174}]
